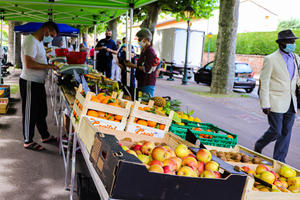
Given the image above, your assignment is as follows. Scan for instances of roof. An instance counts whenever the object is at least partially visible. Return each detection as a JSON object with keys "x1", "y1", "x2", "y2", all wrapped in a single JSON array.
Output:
[{"x1": 0, "y1": 0, "x2": 157, "y2": 25}]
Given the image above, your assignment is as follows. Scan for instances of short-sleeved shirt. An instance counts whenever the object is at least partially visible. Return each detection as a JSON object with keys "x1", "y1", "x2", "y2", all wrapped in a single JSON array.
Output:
[
  {"x1": 20, "y1": 34, "x2": 48, "y2": 83},
  {"x1": 136, "y1": 46, "x2": 157, "y2": 87},
  {"x1": 95, "y1": 38, "x2": 117, "y2": 62}
]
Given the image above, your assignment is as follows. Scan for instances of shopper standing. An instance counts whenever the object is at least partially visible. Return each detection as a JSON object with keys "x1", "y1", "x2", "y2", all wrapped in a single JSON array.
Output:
[
  {"x1": 20, "y1": 21, "x2": 59, "y2": 151},
  {"x1": 125, "y1": 28, "x2": 159, "y2": 97},
  {"x1": 95, "y1": 29, "x2": 117, "y2": 78},
  {"x1": 255, "y1": 29, "x2": 300, "y2": 162}
]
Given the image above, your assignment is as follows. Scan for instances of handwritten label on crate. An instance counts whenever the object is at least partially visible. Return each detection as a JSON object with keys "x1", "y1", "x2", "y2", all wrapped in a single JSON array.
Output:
[
  {"x1": 86, "y1": 116, "x2": 125, "y2": 131},
  {"x1": 127, "y1": 124, "x2": 165, "y2": 138}
]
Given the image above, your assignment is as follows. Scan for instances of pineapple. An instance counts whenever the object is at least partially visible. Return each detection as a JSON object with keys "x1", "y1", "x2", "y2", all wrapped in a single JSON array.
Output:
[{"x1": 152, "y1": 96, "x2": 166, "y2": 107}]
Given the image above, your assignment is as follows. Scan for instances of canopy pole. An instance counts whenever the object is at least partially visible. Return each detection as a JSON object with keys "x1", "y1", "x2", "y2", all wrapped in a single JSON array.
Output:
[
  {"x1": 77, "y1": 35, "x2": 79, "y2": 51},
  {"x1": 125, "y1": 11, "x2": 129, "y2": 60},
  {"x1": 129, "y1": 8, "x2": 133, "y2": 61},
  {"x1": 93, "y1": 23, "x2": 97, "y2": 70},
  {"x1": 13, "y1": 32, "x2": 16, "y2": 65},
  {"x1": 0, "y1": 12, "x2": 3, "y2": 84}
]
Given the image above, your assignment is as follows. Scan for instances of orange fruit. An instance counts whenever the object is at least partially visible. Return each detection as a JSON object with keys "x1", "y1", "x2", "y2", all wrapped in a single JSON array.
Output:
[
  {"x1": 98, "y1": 95, "x2": 106, "y2": 102},
  {"x1": 159, "y1": 124, "x2": 165, "y2": 130},
  {"x1": 96, "y1": 93, "x2": 105, "y2": 98},
  {"x1": 206, "y1": 129, "x2": 212, "y2": 132},
  {"x1": 106, "y1": 114, "x2": 114, "y2": 121},
  {"x1": 101, "y1": 96, "x2": 111, "y2": 104},
  {"x1": 115, "y1": 115, "x2": 123, "y2": 121},
  {"x1": 138, "y1": 107, "x2": 144, "y2": 111},
  {"x1": 91, "y1": 96, "x2": 101, "y2": 103},
  {"x1": 87, "y1": 110, "x2": 98, "y2": 117},
  {"x1": 193, "y1": 128, "x2": 202, "y2": 131},
  {"x1": 227, "y1": 135, "x2": 234, "y2": 139},
  {"x1": 108, "y1": 102, "x2": 119, "y2": 107},
  {"x1": 143, "y1": 107, "x2": 151, "y2": 111},
  {"x1": 137, "y1": 120, "x2": 147, "y2": 126},
  {"x1": 134, "y1": 118, "x2": 138, "y2": 122},
  {"x1": 147, "y1": 121, "x2": 157, "y2": 128},
  {"x1": 98, "y1": 111, "x2": 106, "y2": 118}
]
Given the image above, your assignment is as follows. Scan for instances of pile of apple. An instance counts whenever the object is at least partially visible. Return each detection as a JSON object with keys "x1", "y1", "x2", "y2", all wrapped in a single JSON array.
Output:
[
  {"x1": 242, "y1": 164, "x2": 300, "y2": 193},
  {"x1": 120, "y1": 142, "x2": 222, "y2": 178}
]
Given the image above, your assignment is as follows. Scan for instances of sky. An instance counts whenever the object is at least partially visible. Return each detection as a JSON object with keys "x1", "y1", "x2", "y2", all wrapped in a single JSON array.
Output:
[{"x1": 253, "y1": 0, "x2": 300, "y2": 20}]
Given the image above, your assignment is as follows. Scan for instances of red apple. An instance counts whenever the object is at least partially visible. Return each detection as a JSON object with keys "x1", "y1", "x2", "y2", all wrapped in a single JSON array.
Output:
[
  {"x1": 196, "y1": 161, "x2": 205, "y2": 175},
  {"x1": 149, "y1": 160, "x2": 163, "y2": 167},
  {"x1": 214, "y1": 171, "x2": 222, "y2": 178},
  {"x1": 151, "y1": 147, "x2": 168, "y2": 162},
  {"x1": 177, "y1": 166, "x2": 198, "y2": 177},
  {"x1": 256, "y1": 164, "x2": 269, "y2": 174},
  {"x1": 200, "y1": 169, "x2": 216, "y2": 178},
  {"x1": 132, "y1": 144, "x2": 142, "y2": 151},
  {"x1": 163, "y1": 158, "x2": 177, "y2": 171},
  {"x1": 182, "y1": 156, "x2": 198, "y2": 169},
  {"x1": 205, "y1": 161, "x2": 219, "y2": 171},
  {"x1": 241, "y1": 166, "x2": 250, "y2": 172},
  {"x1": 175, "y1": 144, "x2": 190, "y2": 158},
  {"x1": 163, "y1": 166, "x2": 176, "y2": 175},
  {"x1": 170, "y1": 157, "x2": 182, "y2": 170},
  {"x1": 149, "y1": 164, "x2": 164, "y2": 173},
  {"x1": 141, "y1": 142, "x2": 155, "y2": 155},
  {"x1": 196, "y1": 149, "x2": 212, "y2": 163}
]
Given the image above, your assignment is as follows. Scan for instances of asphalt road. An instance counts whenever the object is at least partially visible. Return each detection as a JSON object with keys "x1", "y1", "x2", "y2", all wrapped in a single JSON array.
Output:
[{"x1": 155, "y1": 77, "x2": 300, "y2": 169}]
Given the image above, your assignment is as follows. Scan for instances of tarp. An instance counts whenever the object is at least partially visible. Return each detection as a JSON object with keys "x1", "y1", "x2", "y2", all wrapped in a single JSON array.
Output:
[
  {"x1": 14, "y1": 22, "x2": 79, "y2": 36},
  {"x1": 0, "y1": 0, "x2": 157, "y2": 25}
]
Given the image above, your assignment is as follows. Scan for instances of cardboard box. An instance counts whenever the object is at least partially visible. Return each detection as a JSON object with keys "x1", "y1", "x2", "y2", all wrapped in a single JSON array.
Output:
[
  {"x1": 89, "y1": 132, "x2": 248, "y2": 200},
  {"x1": 0, "y1": 98, "x2": 8, "y2": 114}
]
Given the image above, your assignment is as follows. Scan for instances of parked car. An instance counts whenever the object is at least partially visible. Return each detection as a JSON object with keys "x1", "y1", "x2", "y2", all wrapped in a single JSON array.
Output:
[{"x1": 194, "y1": 61, "x2": 256, "y2": 93}]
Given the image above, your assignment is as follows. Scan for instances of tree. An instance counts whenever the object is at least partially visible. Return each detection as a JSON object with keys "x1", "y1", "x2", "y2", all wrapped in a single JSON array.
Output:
[
  {"x1": 210, "y1": 0, "x2": 240, "y2": 94},
  {"x1": 7, "y1": 21, "x2": 22, "y2": 67},
  {"x1": 134, "y1": 0, "x2": 218, "y2": 39},
  {"x1": 277, "y1": 18, "x2": 300, "y2": 30}
]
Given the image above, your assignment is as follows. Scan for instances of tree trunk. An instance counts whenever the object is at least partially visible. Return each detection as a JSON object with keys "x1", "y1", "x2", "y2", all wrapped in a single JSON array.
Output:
[
  {"x1": 108, "y1": 18, "x2": 118, "y2": 42},
  {"x1": 210, "y1": 0, "x2": 240, "y2": 94},
  {"x1": 8, "y1": 21, "x2": 21, "y2": 65},
  {"x1": 15, "y1": 31, "x2": 22, "y2": 68},
  {"x1": 140, "y1": 2, "x2": 161, "y2": 43}
]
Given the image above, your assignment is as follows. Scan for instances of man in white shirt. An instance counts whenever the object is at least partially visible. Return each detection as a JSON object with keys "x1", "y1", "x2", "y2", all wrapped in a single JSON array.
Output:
[{"x1": 20, "y1": 21, "x2": 58, "y2": 151}]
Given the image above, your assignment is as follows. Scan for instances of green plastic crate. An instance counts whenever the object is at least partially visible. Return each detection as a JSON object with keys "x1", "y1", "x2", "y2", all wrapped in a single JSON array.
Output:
[{"x1": 170, "y1": 121, "x2": 237, "y2": 148}]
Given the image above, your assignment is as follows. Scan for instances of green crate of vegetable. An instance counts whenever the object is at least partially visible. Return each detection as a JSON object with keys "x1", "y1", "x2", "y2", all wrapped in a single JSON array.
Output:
[{"x1": 169, "y1": 122, "x2": 237, "y2": 148}]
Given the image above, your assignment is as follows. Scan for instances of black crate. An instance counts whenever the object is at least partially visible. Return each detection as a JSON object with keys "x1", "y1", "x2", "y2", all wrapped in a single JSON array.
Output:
[
  {"x1": 77, "y1": 173, "x2": 101, "y2": 200},
  {"x1": 89, "y1": 132, "x2": 248, "y2": 200}
]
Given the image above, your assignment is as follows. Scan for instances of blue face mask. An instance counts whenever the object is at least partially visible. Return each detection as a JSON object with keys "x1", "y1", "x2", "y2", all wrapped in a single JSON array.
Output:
[
  {"x1": 283, "y1": 43, "x2": 296, "y2": 53},
  {"x1": 43, "y1": 35, "x2": 53, "y2": 43}
]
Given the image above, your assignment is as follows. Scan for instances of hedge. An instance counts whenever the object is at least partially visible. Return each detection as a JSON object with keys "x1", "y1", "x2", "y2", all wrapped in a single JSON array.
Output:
[{"x1": 204, "y1": 30, "x2": 300, "y2": 55}]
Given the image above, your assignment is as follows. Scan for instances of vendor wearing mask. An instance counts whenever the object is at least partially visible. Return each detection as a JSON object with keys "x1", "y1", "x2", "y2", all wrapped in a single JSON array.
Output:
[
  {"x1": 125, "y1": 28, "x2": 159, "y2": 96},
  {"x1": 95, "y1": 29, "x2": 117, "y2": 78}
]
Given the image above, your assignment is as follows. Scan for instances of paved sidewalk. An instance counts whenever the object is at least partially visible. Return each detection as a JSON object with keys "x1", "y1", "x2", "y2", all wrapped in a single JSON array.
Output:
[
  {"x1": 155, "y1": 77, "x2": 300, "y2": 169},
  {"x1": 0, "y1": 69, "x2": 79, "y2": 200}
]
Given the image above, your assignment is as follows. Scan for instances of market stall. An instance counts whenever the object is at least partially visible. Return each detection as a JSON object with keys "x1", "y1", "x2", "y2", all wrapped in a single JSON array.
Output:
[{"x1": 1, "y1": 1, "x2": 300, "y2": 200}]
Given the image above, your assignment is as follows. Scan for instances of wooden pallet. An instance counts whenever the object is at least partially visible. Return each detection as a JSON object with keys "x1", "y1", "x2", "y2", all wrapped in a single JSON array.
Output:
[
  {"x1": 78, "y1": 116, "x2": 197, "y2": 153},
  {"x1": 125, "y1": 101, "x2": 174, "y2": 138}
]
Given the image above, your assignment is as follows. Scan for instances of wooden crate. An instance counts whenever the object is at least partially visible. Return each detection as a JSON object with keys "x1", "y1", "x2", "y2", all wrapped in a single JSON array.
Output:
[
  {"x1": 126, "y1": 101, "x2": 174, "y2": 138},
  {"x1": 78, "y1": 116, "x2": 197, "y2": 153},
  {"x1": 242, "y1": 160, "x2": 300, "y2": 200},
  {"x1": 0, "y1": 98, "x2": 8, "y2": 114},
  {"x1": 70, "y1": 84, "x2": 86, "y2": 132},
  {"x1": 71, "y1": 84, "x2": 132, "y2": 133}
]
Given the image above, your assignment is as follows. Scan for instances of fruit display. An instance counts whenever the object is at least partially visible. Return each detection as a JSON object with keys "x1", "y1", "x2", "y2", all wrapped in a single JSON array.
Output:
[
  {"x1": 211, "y1": 150, "x2": 263, "y2": 164},
  {"x1": 87, "y1": 109, "x2": 123, "y2": 123},
  {"x1": 134, "y1": 118, "x2": 165, "y2": 131},
  {"x1": 119, "y1": 142, "x2": 223, "y2": 179}
]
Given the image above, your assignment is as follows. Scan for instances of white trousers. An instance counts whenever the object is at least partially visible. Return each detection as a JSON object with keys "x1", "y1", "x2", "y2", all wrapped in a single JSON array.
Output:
[{"x1": 111, "y1": 60, "x2": 120, "y2": 81}]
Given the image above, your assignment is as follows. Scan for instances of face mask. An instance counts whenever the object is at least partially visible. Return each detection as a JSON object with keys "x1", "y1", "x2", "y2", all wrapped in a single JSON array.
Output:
[
  {"x1": 106, "y1": 35, "x2": 111, "y2": 40},
  {"x1": 43, "y1": 35, "x2": 53, "y2": 43},
  {"x1": 283, "y1": 43, "x2": 296, "y2": 53},
  {"x1": 139, "y1": 41, "x2": 146, "y2": 49}
]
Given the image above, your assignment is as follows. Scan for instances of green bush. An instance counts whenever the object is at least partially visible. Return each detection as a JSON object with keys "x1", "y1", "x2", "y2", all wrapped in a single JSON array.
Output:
[{"x1": 204, "y1": 30, "x2": 300, "y2": 55}]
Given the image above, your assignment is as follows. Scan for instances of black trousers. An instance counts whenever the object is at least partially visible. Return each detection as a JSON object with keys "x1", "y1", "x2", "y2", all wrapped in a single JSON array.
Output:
[
  {"x1": 19, "y1": 78, "x2": 50, "y2": 144},
  {"x1": 96, "y1": 59, "x2": 112, "y2": 79}
]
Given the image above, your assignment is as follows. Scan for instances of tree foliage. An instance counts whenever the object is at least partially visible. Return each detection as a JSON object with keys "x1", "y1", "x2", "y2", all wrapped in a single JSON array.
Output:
[{"x1": 277, "y1": 18, "x2": 300, "y2": 30}]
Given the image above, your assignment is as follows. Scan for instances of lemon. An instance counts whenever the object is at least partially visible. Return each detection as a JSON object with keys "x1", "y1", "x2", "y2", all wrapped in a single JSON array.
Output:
[
  {"x1": 194, "y1": 117, "x2": 201, "y2": 122},
  {"x1": 188, "y1": 116, "x2": 194, "y2": 121},
  {"x1": 181, "y1": 115, "x2": 188, "y2": 120},
  {"x1": 179, "y1": 122, "x2": 185, "y2": 126}
]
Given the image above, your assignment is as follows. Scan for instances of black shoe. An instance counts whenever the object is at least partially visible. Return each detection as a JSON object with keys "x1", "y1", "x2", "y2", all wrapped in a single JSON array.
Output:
[{"x1": 254, "y1": 145, "x2": 262, "y2": 154}]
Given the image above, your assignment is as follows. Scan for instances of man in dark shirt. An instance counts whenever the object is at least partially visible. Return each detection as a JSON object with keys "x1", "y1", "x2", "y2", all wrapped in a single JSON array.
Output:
[{"x1": 95, "y1": 29, "x2": 117, "y2": 78}]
